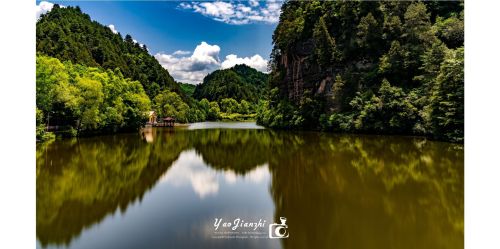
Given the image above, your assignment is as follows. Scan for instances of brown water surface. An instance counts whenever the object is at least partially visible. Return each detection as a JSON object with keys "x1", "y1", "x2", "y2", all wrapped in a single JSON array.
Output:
[{"x1": 36, "y1": 122, "x2": 463, "y2": 249}]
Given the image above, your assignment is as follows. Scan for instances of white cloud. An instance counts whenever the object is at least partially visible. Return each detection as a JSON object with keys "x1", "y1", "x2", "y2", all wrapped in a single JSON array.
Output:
[
  {"x1": 155, "y1": 42, "x2": 221, "y2": 84},
  {"x1": 108, "y1": 24, "x2": 118, "y2": 34},
  {"x1": 36, "y1": 1, "x2": 64, "y2": 20},
  {"x1": 224, "y1": 171, "x2": 238, "y2": 184},
  {"x1": 191, "y1": 41, "x2": 221, "y2": 68},
  {"x1": 155, "y1": 42, "x2": 268, "y2": 84},
  {"x1": 160, "y1": 150, "x2": 219, "y2": 198},
  {"x1": 160, "y1": 150, "x2": 270, "y2": 198},
  {"x1": 224, "y1": 164, "x2": 270, "y2": 184},
  {"x1": 131, "y1": 39, "x2": 146, "y2": 49},
  {"x1": 221, "y1": 54, "x2": 268, "y2": 72},
  {"x1": 173, "y1": 50, "x2": 191, "y2": 56},
  {"x1": 178, "y1": 0, "x2": 282, "y2": 25},
  {"x1": 245, "y1": 164, "x2": 269, "y2": 183}
]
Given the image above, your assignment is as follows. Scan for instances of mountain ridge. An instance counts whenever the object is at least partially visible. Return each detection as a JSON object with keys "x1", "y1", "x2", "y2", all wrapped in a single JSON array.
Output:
[
  {"x1": 36, "y1": 4, "x2": 182, "y2": 99},
  {"x1": 193, "y1": 64, "x2": 268, "y2": 103}
]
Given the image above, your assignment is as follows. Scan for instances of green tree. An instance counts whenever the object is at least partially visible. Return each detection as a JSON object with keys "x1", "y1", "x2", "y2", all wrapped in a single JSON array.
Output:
[
  {"x1": 220, "y1": 98, "x2": 240, "y2": 114},
  {"x1": 430, "y1": 48, "x2": 464, "y2": 142},
  {"x1": 434, "y1": 14, "x2": 464, "y2": 49},
  {"x1": 313, "y1": 16, "x2": 338, "y2": 67},
  {"x1": 36, "y1": 6, "x2": 182, "y2": 100},
  {"x1": 75, "y1": 77, "x2": 104, "y2": 131},
  {"x1": 208, "y1": 101, "x2": 221, "y2": 120},
  {"x1": 36, "y1": 55, "x2": 68, "y2": 113},
  {"x1": 416, "y1": 40, "x2": 449, "y2": 94},
  {"x1": 331, "y1": 75, "x2": 345, "y2": 111},
  {"x1": 403, "y1": 2, "x2": 434, "y2": 45},
  {"x1": 153, "y1": 90, "x2": 190, "y2": 123},
  {"x1": 239, "y1": 100, "x2": 251, "y2": 114},
  {"x1": 356, "y1": 13, "x2": 383, "y2": 54},
  {"x1": 199, "y1": 98, "x2": 210, "y2": 114},
  {"x1": 379, "y1": 41, "x2": 410, "y2": 85},
  {"x1": 37, "y1": 55, "x2": 150, "y2": 135}
]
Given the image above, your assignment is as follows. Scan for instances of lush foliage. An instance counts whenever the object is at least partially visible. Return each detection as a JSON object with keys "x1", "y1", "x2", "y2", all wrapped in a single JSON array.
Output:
[
  {"x1": 36, "y1": 5, "x2": 182, "y2": 99},
  {"x1": 36, "y1": 54, "x2": 151, "y2": 135},
  {"x1": 36, "y1": 108, "x2": 55, "y2": 141},
  {"x1": 193, "y1": 64, "x2": 268, "y2": 103},
  {"x1": 259, "y1": 1, "x2": 464, "y2": 142},
  {"x1": 179, "y1": 83, "x2": 196, "y2": 97},
  {"x1": 36, "y1": 6, "x2": 267, "y2": 133}
]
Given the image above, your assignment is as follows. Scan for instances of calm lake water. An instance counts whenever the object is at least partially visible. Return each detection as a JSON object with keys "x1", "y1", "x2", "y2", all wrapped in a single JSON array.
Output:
[{"x1": 36, "y1": 122, "x2": 463, "y2": 249}]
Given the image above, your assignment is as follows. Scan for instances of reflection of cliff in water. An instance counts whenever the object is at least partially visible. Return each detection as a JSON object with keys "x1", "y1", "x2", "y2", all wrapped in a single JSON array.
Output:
[
  {"x1": 37, "y1": 128, "x2": 463, "y2": 248},
  {"x1": 268, "y1": 133, "x2": 464, "y2": 249}
]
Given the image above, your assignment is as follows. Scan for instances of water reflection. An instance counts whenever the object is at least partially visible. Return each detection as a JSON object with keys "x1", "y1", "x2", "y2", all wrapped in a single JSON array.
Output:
[
  {"x1": 37, "y1": 124, "x2": 463, "y2": 249},
  {"x1": 269, "y1": 134, "x2": 463, "y2": 249},
  {"x1": 160, "y1": 150, "x2": 270, "y2": 198}
]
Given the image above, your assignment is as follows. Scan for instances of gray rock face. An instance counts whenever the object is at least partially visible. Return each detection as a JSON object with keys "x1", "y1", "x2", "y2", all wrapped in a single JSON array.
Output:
[{"x1": 278, "y1": 39, "x2": 336, "y2": 108}]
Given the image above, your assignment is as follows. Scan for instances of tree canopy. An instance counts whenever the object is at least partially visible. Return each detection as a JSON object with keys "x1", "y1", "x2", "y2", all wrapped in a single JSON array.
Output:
[
  {"x1": 258, "y1": 1, "x2": 464, "y2": 142},
  {"x1": 36, "y1": 5, "x2": 181, "y2": 99},
  {"x1": 37, "y1": 54, "x2": 151, "y2": 136},
  {"x1": 193, "y1": 64, "x2": 268, "y2": 103}
]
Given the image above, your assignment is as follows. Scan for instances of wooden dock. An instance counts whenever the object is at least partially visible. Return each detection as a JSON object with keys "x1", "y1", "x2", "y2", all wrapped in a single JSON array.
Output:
[
  {"x1": 151, "y1": 122, "x2": 174, "y2": 127},
  {"x1": 146, "y1": 122, "x2": 174, "y2": 127}
]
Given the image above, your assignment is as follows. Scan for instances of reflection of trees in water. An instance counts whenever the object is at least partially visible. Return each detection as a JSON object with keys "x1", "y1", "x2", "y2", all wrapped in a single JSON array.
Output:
[
  {"x1": 37, "y1": 129, "x2": 463, "y2": 248},
  {"x1": 192, "y1": 129, "x2": 272, "y2": 174},
  {"x1": 36, "y1": 129, "x2": 273, "y2": 246},
  {"x1": 36, "y1": 133, "x2": 188, "y2": 247},
  {"x1": 268, "y1": 133, "x2": 464, "y2": 249}
]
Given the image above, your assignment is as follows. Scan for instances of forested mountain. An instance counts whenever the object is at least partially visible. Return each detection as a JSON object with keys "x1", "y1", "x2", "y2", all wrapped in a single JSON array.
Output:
[
  {"x1": 35, "y1": 5, "x2": 265, "y2": 138},
  {"x1": 193, "y1": 64, "x2": 268, "y2": 103},
  {"x1": 179, "y1": 83, "x2": 196, "y2": 97},
  {"x1": 36, "y1": 5, "x2": 180, "y2": 99},
  {"x1": 258, "y1": 1, "x2": 464, "y2": 142}
]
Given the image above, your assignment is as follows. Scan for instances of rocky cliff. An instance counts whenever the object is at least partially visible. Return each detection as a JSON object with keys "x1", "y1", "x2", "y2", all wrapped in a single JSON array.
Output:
[{"x1": 259, "y1": 1, "x2": 464, "y2": 142}]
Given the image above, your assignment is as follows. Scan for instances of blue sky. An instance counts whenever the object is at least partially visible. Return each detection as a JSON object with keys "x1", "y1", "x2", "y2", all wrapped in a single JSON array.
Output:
[{"x1": 36, "y1": 1, "x2": 281, "y2": 84}]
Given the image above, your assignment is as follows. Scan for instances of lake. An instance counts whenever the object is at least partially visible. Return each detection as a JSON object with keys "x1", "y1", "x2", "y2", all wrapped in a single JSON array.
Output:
[{"x1": 36, "y1": 122, "x2": 463, "y2": 249}]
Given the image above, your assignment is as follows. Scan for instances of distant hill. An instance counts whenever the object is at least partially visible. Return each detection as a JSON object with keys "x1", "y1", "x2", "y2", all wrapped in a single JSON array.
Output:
[
  {"x1": 179, "y1": 83, "x2": 196, "y2": 97},
  {"x1": 36, "y1": 5, "x2": 180, "y2": 99},
  {"x1": 193, "y1": 64, "x2": 268, "y2": 103}
]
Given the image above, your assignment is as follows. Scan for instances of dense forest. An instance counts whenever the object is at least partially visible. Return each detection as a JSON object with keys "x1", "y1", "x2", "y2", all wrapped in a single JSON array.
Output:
[
  {"x1": 193, "y1": 64, "x2": 268, "y2": 103},
  {"x1": 257, "y1": 1, "x2": 464, "y2": 142},
  {"x1": 36, "y1": 53, "x2": 256, "y2": 138},
  {"x1": 36, "y1": 54, "x2": 151, "y2": 138},
  {"x1": 36, "y1": 5, "x2": 266, "y2": 139},
  {"x1": 179, "y1": 83, "x2": 196, "y2": 98},
  {"x1": 36, "y1": 5, "x2": 180, "y2": 99},
  {"x1": 36, "y1": 2, "x2": 464, "y2": 143}
]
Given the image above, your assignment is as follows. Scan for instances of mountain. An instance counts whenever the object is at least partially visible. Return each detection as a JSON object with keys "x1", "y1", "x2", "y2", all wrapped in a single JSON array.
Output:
[
  {"x1": 179, "y1": 83, "x2": 196, "y2": 98},
  {"x1": 259, "y1": 1, "x2": 464, "y2": 142},
  {"x1": 36, "y1": 5, "x2": 180, "y2": 99},
  {"x1": 193, "y1": 64, "x2": 268, "y2": 103}
]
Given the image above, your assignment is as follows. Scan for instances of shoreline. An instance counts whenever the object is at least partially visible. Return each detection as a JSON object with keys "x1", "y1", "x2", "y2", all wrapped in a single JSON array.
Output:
[{"x1": 38, "y1": 121, "x2": 462, "y2": 145}]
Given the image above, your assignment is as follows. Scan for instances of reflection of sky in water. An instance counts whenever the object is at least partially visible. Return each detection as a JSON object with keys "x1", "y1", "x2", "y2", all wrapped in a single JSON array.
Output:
[
  {"x1": 187, "y1": 122, "x2": 264, "y2": 130},
  {"x1": 38, "y1": 148, "x2": 278, "y2": 249},
  {"x1": 37, "y1": 126, "x2": 463, "y2": 249},
  {"x1": 161, "y1": 150, "x2": 270, "y2": 198}
]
